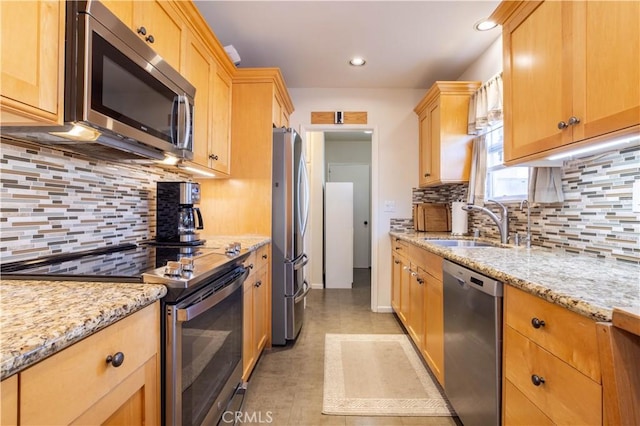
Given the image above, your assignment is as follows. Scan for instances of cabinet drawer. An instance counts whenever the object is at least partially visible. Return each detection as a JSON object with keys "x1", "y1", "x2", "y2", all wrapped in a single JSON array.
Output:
[
  {"x1": 504, "y1": 326, "x2": 602, "y2": 426},
  {"x1": 255, "y1": 244, "x2": 270, "y2": 272},
  {"x1": 20, "y1": 303, "x2": 159, "y2": 425},
  {"x1": 505, "y1": 286, "x2": 600, "y2": 382},
  {"x1": 243, "y1": 250, "x2": 258, "y2": 285},
  {"x1": 392, "y1": 238, "x2": 409, "y2": 255},
  {"x1": 408, "y1": 245, "x2": 442, "y2": 281},
  {"x1": 504, "y1": 379, "x2": 553, "y2": 426}
]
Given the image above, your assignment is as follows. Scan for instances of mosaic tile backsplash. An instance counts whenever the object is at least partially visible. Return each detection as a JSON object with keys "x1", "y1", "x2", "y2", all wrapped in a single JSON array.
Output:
[
  {"x1": 393, "y1": 145, "x2": 640, "y2": 264},
  {"x1": 0, "y1": 139, "x2": 191, "y2": 262}
]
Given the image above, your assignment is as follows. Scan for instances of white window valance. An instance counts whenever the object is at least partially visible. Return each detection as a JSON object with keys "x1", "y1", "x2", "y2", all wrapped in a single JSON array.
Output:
[{"x1": 468, "y1": 72, "x2": 503, "y2": 135}]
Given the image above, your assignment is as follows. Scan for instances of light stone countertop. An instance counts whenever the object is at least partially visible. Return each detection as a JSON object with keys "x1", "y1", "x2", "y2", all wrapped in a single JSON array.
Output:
[
  {"x1": 202, "y1": 235, "x2": 271, "y2": 251},
  {"x1": 0, "y1": 236, "x2": 268, "y2": 381},
  {"x1": 0, "y1": 280, "x2": 166, "y2": 380},
  {"x1": 390, "y1": 231, "x2": 640, "y2": 322}
]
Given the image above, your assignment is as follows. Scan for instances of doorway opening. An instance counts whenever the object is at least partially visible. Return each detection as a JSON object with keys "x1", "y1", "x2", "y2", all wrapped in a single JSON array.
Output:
[{"x1": 304, "y1": 128, "x2": 374, "y2": 299}]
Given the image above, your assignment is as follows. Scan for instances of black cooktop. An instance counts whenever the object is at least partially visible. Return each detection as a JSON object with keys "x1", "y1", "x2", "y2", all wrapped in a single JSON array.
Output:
[{"x1": 0, "y1": 243, "x2": 225, "y2": 282}]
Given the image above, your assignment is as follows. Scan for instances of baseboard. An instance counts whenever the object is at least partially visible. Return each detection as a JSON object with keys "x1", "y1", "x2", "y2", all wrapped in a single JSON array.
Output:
[
  {"x1": 375, "y1": 306, "x2": 394, "y2": 313},
  {"x1": 311, "y1": 282, "x2": 324, "y2": 290}
]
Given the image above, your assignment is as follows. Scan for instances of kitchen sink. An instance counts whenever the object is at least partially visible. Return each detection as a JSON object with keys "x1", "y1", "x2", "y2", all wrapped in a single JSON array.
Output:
[{"x1": 424, "y1": 239, "x2": 499, "y2": 248}]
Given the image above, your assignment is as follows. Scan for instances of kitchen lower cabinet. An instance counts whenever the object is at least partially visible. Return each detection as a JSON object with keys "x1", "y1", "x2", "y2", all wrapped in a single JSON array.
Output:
[
  {"x1": 242, "y1": 244, "x2": 271, "y2": 381},
  {"x1": 497, "y1": 0, "x2": 640, "y2": 164},
  {"x1": 18, "y1": 302, "x2": 160, "y2": 425},
  {"x1": 0, "y1": 0, "x2": 64, "y2": 126},
  {"x1": 1, "y1": 375, "x2": 18, "y2": 425},
  {"x1": 389, "y1": 237, "x2": 445, "y2": 385},
  {"x1": 503, "y1": 286, "x2": 602, "y2": 425},
  {"x1": 407, "y1": 266, "x2": 425, "y2": 349}
]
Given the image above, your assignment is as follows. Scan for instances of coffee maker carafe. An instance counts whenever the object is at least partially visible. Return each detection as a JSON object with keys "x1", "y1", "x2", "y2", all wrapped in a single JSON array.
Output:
[{"x1": 156, "y1": 182, "x2": 204, "y2": 245}]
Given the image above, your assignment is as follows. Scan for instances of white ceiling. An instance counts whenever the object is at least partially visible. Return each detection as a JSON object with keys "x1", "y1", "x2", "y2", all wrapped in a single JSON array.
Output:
[{"x1": 194, "y1": 1, "x2": 501, "y2": 90}]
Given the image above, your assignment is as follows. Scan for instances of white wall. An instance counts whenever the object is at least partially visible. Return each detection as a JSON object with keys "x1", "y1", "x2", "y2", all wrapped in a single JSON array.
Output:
[
  {"x1": 457, "y1": 36, "x2": 502, "y2": 83},
  {"x1": 290, "y1": 88, "x2": 424, "y2": 311}
]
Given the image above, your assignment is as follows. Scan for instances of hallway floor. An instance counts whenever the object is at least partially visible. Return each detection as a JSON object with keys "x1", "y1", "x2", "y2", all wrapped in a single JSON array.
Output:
[{"x1": 241, "y1": 269, "x2": 459, "y2": 425}]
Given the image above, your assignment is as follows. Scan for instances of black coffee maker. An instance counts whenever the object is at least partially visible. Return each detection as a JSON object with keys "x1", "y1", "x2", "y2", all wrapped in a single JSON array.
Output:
[{"x1": 156, "y1": 182, "x2": 204, "y2": 245}]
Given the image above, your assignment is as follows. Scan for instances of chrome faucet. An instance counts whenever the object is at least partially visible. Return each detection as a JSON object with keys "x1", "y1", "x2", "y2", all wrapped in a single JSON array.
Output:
[
  {"x1": 519, "y1": 199, "x2": 532, "y2": 248},
  {"x1": 462, "y1": 199, "x2": 510, "y2": 244}
]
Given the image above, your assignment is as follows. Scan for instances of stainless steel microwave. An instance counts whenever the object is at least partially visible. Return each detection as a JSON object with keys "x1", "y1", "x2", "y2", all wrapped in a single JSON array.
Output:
[{"x1": 1, "y1": 0, "x2": 195, "y2": 162}]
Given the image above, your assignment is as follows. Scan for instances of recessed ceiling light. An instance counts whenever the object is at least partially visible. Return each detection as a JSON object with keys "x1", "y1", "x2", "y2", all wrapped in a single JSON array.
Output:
[
  {"x1": 349, "y1": 57, "x2": 366, "y2": 66},
  {"x1": 474, "y1": 19, "x2": 498, "y2": 31}
]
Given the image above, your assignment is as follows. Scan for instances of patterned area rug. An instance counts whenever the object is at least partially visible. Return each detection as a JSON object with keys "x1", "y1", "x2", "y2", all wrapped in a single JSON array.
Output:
[{"x1": 322, "y1": 333, "x2": 454, "y2": 416}]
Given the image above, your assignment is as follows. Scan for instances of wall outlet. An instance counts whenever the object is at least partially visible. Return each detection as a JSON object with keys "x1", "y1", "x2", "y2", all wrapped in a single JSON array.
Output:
[
  {"x1": 383, "y1": 200, "x2": 396, "y2": 213},
  {"x1": 633, "y1": 180, "x2": 640, "y2": 213}
]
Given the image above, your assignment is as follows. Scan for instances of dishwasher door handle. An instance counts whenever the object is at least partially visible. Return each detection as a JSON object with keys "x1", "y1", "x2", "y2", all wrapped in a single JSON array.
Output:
[{"x1": 455, "y1": 277, "x2": 466, "y2": 287}]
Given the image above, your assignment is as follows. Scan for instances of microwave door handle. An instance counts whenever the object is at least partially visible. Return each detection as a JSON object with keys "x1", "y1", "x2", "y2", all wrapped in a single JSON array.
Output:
[
  {"x1": 194, "y1": 207, "x2": 204, "y2": 230},
  {"x1": 177, "y1": 94, "x2": 192, "y2": 150},
  {"x1": 171, "y1": 96, "x2": 179, "y2": 144}
]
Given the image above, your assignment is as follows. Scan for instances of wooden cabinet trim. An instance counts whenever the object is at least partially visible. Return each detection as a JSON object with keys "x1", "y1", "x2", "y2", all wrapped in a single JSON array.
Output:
[{"x1": 0, "y1": 375, "x2": 18, "y2": 426}]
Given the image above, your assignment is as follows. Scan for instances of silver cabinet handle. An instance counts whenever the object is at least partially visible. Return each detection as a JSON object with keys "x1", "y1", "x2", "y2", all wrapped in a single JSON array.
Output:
[
  {"x1": 568, "y1": 116, "x2": 580, "y2": 125},
  {"x1": 558, "y1": 121, "x2": 569, "y2": 130}
]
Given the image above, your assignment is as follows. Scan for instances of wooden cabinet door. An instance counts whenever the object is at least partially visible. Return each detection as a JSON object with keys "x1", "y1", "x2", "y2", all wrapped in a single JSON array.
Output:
[
  {"x1": 101, "y1": 0, "x2": 134, "y2": 27},
  {"x1": 503, "y1": 1, "x2": 571, "y2": 162},
  {"x1": 0, "y1": 0, "x2": 63, "y2": 124},
  {"x1": 399, "y1": 257, "x2": 411, "y2": 325},
  {"x1": 1, "y1": 375, "x2": 18, "y2": 426},
  {"x1": 423, "y1": 275, "x2": 444, "y2": 385},
  {"x1": 210, "y1": 67, "x2": 233, "y2": 175},
  {"x1": 242, "y1": 283, "x2": 254, "y2": 381},
  {"x1": 391, "y1": 252, "x2": 402, "y2": 312},
  {"x1": 408, "y1": 267, "x2": 425, "y2": 349},
  {"x1": 133, "y1": 1, "x2": 183, "y2": 70},
  {"x1": 182, "y1": 31, "x2": 215, "y2": 168},
  {"x1": 576, "y1": 1, "x2": 640, "y2": 141},
  {"x1": 417, "y1": 112, "x2": 431, "y2": 187},
  {"x1": 253, "y1": 267, "x2": 269, "y2": 355},
  {"x1": 20, "y1": 303, "x2": 159, "y2": 425}
]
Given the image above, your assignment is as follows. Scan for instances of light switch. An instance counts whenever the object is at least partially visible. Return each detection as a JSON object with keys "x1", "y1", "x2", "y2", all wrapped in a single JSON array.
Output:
[
  {"x1": 383, "y1": 200, "x2": 395, "y2": 213},
  {"x1": 632, "y1": 180, "x2": 640, "y2": 213}
]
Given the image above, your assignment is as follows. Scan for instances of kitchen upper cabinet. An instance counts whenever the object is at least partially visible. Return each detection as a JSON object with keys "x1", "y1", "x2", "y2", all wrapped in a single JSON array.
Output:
[
  {"x1": 132, "y1": 1, "x2": 184, "y2": 71},
  {"x1": 414, "y1": 81, "x2": 480, "y2": 187},
  {"x1": 198, "y1": 68, "x2": 294, "y2": 236},
  {"x1": 182, "y1": 31, "x2": 216, "y2": 168},
  {"x1": 209, "y1": 67, "x2": 233, "y2": 175},
  {"x1": 103, "y1": 0, "x2": 185, "y2": 71},
  {"x1": 0, "y1": 0, "x2": 64, "y2": 125},
  {"x1": 498, "y1": 0, "x2": 640, "y2": 164},
  {"x1": 19, "y1": 302, "x2": 160, "y2": 425}
]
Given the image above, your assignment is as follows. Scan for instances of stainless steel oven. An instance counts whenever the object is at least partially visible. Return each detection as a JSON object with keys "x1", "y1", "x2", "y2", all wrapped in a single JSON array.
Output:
[{"x1": 164, "y1": 265, "x2": 248, "y2": 426}]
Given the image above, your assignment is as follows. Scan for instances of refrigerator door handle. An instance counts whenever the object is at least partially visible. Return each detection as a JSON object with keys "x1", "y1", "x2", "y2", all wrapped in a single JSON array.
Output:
[
  {"x1": 297, "y1": 153, "x2": 310, "y2": 237},
  {"x1": 294, "y1": 280, "x2": 310, "y2": 303},
  {"x1": 293, "y1": 254, "x2": 308, "y2": 270}
]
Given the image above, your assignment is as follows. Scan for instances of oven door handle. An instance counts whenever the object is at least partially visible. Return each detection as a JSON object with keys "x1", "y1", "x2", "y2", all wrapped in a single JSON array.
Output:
[{"x1": 177, "y1": 268, "x2": 248, "y2": 322}]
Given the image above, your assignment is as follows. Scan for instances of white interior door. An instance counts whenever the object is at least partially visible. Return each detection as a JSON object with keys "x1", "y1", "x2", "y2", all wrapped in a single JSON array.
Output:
[
  {"x1": 327, "y1": 163, "x2": 371, "y2": 268},
  {"x1": 325, "y1": 182, "x2": 353, "y2": 288}
]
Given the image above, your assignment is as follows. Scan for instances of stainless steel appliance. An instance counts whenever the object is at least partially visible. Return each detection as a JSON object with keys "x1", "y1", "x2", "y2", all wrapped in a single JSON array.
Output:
[
  {"x1": 157, "y1": 182, "x2": 205, "y2": 245},
  {"x1": 271, "y1": 128, "x2": 311, "y2": 345},
  {"x1": 1, "y1": 0, "x2": 194, "y2": 162},
  {"x1": 1, "y1": 242, "x2": 249, "y2": 426},
  {"x1": 442, "y1": 260, "x2": 503, "y2": 426}
]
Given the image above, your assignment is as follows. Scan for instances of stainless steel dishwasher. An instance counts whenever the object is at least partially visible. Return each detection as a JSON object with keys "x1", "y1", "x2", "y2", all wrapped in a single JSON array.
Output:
[{"x1": 442, "y1": 260, "x2": 503, "y2": 426}]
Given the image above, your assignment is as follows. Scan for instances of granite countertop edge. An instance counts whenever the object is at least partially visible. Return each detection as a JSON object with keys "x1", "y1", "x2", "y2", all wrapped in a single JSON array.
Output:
[
  {"x1": 202, "y1": 235, "x2": 271, "y2": 252},
  {"x1": 0, "y1": 281, "x2": 167, "y2": 381},
  {"x1": 390, "y1": 231, "x2": 640, "y2": 323}
]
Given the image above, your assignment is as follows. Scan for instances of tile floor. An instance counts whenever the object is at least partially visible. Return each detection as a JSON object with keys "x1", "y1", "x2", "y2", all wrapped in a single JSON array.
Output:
[{"x1": 241, "y1": 269, "x2": 460, "y2": 426}]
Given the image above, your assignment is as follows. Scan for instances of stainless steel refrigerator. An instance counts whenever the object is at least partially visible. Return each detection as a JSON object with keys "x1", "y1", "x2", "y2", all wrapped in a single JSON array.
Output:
[{"x1": 271, "y1": 128, "x2": 310, "y2": 345}]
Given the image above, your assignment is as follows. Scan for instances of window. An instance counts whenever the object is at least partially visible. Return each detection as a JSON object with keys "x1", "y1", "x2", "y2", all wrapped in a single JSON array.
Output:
[{"x1": 484, "y1": 125, "x2": 528, "y2": 200}]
